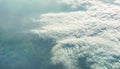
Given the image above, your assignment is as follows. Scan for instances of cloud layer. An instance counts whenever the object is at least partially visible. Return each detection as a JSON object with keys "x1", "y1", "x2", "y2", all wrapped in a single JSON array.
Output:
[{"x1": 31, "y1": 0, "x2": 120, "y2": 69}]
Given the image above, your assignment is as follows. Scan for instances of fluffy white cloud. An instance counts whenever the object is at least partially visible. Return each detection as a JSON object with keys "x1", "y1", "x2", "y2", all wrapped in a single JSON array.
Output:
[
  {"x1": 31, "y1": 0, "x2": 120, "y2": 69},
  {"x1": 57, "y1": 0, "x2": 120, "y2": 10},
  {"x1": 52, "y1": 36, "x2": 120, "y2": 69}
]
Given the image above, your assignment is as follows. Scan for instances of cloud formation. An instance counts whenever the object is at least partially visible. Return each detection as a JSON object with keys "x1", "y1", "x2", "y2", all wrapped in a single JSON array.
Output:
[
  {"x1": 31, "y1": 0, "x2": 120, "y2": 69},
  {"x1": 52, "y1": 36, "x2": 120, "y2": 69},
  {"x1": 57, "y1": 0, "x2": 120, "y2": 10}
]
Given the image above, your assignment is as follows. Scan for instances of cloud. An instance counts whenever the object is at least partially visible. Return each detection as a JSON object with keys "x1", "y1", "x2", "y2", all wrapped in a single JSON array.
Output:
[
  {"x1": 31, "y1": 0, "x2": 120, "y2": 69},
  {"x1": 51, "y1": 36, "x2": 120, "y2": 69},
  {"x1": 57, "y1": 0, "x2": 120, "y2": 10}
]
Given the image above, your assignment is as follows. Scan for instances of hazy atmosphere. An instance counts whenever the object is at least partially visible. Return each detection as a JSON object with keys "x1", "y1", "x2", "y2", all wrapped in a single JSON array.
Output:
[
  {"x1": 0, "y1": 0, "x2": 69, "y2": 69},
  {"x1": 0, "y1": 0, "x2": 120, "y2": 69}
]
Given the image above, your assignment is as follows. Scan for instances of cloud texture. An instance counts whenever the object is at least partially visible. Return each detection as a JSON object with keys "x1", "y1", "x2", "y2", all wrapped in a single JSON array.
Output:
[{"x1": 31, "y1": 0, "x2": 120, "y2": 69}]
